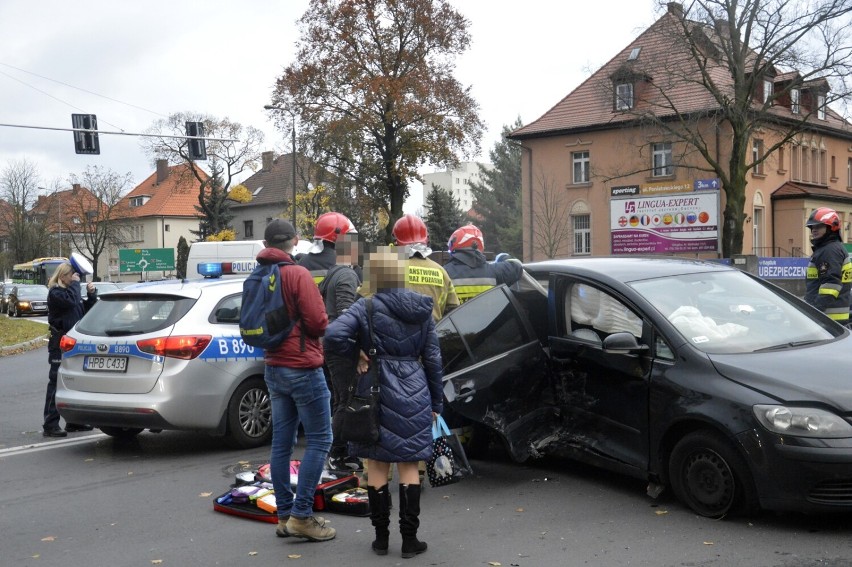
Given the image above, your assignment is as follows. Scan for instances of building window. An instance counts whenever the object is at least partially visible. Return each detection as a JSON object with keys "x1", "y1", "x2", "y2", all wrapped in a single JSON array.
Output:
[
  {"x1": 615, "y1": 82, "x2": 633, "y2": 110},
  {"x1": 164, "y1": 224, "x2": 170, "y2": 232},
  {"x1": 818, "y1": 95, "x2": 826, "y2": 120},
  {"x1": 572, "y1": 214, "x2": 591, "y2": 255},
  {"x1": 244, "y1": 220, "x2": 254, "y2": 238},
  {"x1": 752, "y1": 139, "x2": 764, "y2": 175},
  {"x1": 801, "y1": 148, "x2": 809, "y2": 182},
  {"x1": 129, "y1": 196, "x2": 144, "y2": 207},
  {"x1": 652, "y1": 142, "x2": 673, "y2": 177},
  {"x1": 572, "y1": 151, "x2": 590, "y2": 184},
  {"x1": 791, "y1": 145, "x2": 800, "y2": 180},
  {"x1": 753, "y1": 207, "x2": 764, "y2": 252},
  {"x1": 778, "y1": 146, "x2": 785, "y2": 171},
  {"x1": 791, "y1": 88, "x2": 800, "y2": 114},
  {"x1": 831, "y1": 156, "x2": 837, "y2": 180},
  {"x1": 763, "y1": 79, "x2": 773, "y2": 104},
  {"x1": 847, "y1": 158, "x2": 852, "y2": 188}
]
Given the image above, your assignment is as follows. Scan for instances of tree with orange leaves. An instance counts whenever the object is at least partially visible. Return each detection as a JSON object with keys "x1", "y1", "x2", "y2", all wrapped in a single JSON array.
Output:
[{"x1": 269, "y1": 0, "x2": 483, "y2": 243}]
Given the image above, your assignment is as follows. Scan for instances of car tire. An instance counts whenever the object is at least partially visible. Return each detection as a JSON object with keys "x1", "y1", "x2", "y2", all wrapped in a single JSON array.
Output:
[
  {"x1": 99, "y1": 426, "x2": 143, "y2": 440},
  {"x1": 224, "y1": 377, "x2": 272, "y2": 449},
  {"x1": 668, "y1": 430, "x2": 759, "y2": 518}
]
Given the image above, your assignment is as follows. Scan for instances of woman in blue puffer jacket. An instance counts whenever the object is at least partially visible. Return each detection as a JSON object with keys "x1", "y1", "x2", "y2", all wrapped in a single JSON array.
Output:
[{"x1": 324, "y1": 247, "x2": 443, "y2": 559}]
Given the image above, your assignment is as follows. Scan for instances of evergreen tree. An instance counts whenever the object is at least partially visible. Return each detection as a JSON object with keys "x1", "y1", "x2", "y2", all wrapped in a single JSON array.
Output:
[
  {"x1": 176, "y1": 236, "x2": 190, "y2": 279},
  {"x1": 423, "y1": 184, "x2": 464, "y2": 250},
  {"x1": 469, "y1": 118, "x2": 523, "y2": 258},
  {"x1": 193, "y1": 159, "x2": 234, "y2": 240}
]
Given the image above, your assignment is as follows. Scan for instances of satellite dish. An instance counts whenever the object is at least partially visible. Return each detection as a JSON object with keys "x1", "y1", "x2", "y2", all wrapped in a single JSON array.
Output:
[{"x1": 70, "y1": 252, "x2": 93, "y2": 276}]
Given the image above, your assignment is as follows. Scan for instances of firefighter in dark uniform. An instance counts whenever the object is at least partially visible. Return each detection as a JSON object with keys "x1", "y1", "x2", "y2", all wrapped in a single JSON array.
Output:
[
  {"x1": 298, "y1": 212, "x2": 357, "y2": 285},
  {"x1": 444, "y1": 224, "x2": 523, "y2": 303},
  {"x1": 804, "y1": 207, "x2": 852, "y2": 324}
]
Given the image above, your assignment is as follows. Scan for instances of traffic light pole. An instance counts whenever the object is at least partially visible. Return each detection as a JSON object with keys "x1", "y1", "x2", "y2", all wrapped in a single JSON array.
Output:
[{"x1": 0, "y1": 122, "x2": 238, "y2": 142}]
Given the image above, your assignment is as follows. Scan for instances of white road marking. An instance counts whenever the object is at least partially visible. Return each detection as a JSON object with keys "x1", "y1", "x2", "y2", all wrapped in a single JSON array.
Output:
[{"x1": 0, "y1": 433, "x2": 107, "y2": 458}]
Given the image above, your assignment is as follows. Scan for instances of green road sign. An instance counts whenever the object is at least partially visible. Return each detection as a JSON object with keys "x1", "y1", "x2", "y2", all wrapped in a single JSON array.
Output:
[{"x1": 119, "y1": 248, "x2": 175, "y2": 273}]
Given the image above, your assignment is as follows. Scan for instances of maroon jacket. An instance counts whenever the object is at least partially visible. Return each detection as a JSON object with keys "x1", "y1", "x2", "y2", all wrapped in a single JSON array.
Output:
[{"x1": 256, "y1": 247, "x2": 328, "y2": 368}]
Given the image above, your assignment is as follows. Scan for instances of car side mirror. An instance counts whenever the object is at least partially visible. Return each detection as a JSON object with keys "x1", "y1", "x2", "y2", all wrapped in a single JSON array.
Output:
[{"x1": 602, "y1": 332, "x2": 649, "y2": 355}]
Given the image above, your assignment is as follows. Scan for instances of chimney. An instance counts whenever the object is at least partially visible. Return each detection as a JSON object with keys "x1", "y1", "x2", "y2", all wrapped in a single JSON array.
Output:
[
  {"x1": 156, "y1": 159, "x2": 169, "y2": 184},
  {"x1": 72, "y1": 183, "x2": 81, "y2": 194},
  {"x1": 667, "y1": 2, "x2": 683, "y2": 16},
  {"x1": 262, "y1": 151, "x2": 274, "y2": 172}
]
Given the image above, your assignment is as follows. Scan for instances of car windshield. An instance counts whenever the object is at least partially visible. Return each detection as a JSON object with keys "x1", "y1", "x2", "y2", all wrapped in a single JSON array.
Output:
[
  {"x1": 630, "y1": 270, "x2": 838, "y2": 354},
  {"x1": 76, "y1": 294, "x2": 197, "y2": 336},
  {"x1": 17, "y1": 287, "x2": 48, "y2": 300}
]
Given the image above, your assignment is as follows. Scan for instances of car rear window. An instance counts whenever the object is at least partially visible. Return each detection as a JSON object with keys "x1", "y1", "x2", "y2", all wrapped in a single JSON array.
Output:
[{"x1": 76, "y1": 294, "x2": 197, "y2": 336}]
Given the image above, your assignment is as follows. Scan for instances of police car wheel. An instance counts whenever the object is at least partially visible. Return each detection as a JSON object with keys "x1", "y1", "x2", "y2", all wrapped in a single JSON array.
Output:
[{"x1": 224, "y1": 377, "x2": 273, "y2": 449}]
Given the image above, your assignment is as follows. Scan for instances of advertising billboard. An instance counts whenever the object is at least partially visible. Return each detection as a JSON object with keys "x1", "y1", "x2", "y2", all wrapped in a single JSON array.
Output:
[{"x1": 610, "y1": 180, "x2": 720, "y2": 255}]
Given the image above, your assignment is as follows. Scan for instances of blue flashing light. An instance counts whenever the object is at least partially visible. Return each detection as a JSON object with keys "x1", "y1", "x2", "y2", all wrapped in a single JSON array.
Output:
[{"x1": 197, "y1": 263, "x2": 224, "y2": 278}]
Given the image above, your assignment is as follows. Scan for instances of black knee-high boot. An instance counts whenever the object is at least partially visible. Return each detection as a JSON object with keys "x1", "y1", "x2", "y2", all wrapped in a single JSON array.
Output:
[
  {"x1": 367, "y1": 485, "x2": 390, "y2": 555},
  {"x1": 399, "y1": 483, "x2": 427, "y2": 558}
]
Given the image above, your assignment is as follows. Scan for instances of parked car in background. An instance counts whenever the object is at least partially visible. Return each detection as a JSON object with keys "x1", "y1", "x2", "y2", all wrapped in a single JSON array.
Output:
[
  {"x1": 6, "y1": 284, "x2": 49, "y2": 317},
  {"x1": 0, "y1": 280, "x2": 13, "y2": 313},
  {"x1": 437, "y1": 258, "x2": 852, "y2": 518},
  {"x1": 90, "y1": 281, "x2": 120, "y2": 295},
  {"x1": 56, "y1": 271, "x2": 270, "y2": 449}
]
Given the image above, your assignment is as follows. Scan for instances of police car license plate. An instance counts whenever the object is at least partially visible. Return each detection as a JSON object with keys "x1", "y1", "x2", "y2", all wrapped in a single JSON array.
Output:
[{"x1": 84, "y1": 356, "x2": 128, "y2": 372}]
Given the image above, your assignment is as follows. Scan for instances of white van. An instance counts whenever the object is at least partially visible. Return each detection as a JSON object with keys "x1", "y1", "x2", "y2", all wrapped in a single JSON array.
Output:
[
  {"x1": 186, "y1": 240, "x2": 265, "y2": 278},
  {"x1": 186, "y1": 239, "x2": 313, "y2": 278}
]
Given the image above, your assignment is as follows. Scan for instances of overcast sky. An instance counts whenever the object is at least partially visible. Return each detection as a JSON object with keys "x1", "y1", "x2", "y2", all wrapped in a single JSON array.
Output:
[{"x1": 0, "y1": 0, "x2": 658, "y2": 212}]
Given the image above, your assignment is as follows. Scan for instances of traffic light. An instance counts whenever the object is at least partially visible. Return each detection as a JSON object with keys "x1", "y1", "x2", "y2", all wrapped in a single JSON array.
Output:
[
  {"x1": 185, "y1": 121, "x2": 207, "y2": 160},
  {"x1": 72, "y1": 114, "x2": 100, "y2": 155}
]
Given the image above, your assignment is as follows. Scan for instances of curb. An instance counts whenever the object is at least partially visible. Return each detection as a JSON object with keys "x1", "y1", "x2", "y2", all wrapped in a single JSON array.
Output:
[{"x1": 0, "y1": 334, "x2": 48, "y2": 357}]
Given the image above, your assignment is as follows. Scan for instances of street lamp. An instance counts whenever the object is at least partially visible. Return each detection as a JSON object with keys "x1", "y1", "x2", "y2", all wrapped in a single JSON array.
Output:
[{"x1": 263, "y1": 105, "x2": 298, "y2": 229}]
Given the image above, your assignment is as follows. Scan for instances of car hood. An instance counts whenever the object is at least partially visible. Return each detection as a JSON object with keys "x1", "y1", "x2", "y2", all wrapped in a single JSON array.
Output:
[{"x1": 708, "y1": 336, "x2": 852, "y2": 409}]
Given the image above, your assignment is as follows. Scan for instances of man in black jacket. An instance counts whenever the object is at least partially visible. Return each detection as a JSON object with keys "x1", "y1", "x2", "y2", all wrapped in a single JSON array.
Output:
[{"x1": 444, "y1": 224, "x2": 522, "y2": 303}]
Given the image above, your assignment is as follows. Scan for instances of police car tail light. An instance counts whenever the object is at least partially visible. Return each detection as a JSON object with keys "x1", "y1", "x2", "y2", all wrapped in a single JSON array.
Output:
[
  {"x1": 59, "y1": 335, "x2": 76, "y2": 352},
  {"x1": 137, "y1": 335, "x2": 212, "y2": 360}
]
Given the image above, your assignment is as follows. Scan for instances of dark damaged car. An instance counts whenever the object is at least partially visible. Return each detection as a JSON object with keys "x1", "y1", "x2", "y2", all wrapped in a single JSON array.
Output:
[{"x1": 437, "y1": 257, "x2": 852, "y2": 517}]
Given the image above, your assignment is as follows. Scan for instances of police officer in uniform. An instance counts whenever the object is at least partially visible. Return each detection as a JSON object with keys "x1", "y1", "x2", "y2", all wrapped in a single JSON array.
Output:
[
  {"x1": 804, "y1": 207, "x2": 852, "y2": 324},
  {"x1": 298, "y1": 212, "x2": 358, "y2": 285},
  {"x1": 444, "y1": 224, "x2": 523, "y2": 303},
  {"x1": 390, "y1": 214, "x2": 459, "y2": 322}
]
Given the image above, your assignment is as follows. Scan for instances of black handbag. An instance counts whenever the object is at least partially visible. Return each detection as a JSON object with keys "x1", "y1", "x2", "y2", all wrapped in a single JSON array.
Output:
[
  {"x1": 336, "y1": 298, "x2": 381, "y2": 445},
  {"x1": 426, "y1": 415, "x2": 474, "y2": 487}
]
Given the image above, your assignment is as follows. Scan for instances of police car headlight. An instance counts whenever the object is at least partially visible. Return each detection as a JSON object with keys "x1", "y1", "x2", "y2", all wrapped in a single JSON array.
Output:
[{"x1": 754, "y1": 405, "x2": 852, "y2": 438}]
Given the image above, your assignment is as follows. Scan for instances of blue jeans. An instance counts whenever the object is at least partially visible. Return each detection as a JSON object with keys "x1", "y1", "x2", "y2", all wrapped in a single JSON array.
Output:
[{"x1": 264, "y1": 365, "x2": 332, "y2": 519}]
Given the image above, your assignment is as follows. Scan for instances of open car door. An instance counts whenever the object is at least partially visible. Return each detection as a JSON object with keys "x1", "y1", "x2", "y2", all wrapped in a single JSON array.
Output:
[{"x1": 436, "y1": 282, "x2": 553, "y2": 462}]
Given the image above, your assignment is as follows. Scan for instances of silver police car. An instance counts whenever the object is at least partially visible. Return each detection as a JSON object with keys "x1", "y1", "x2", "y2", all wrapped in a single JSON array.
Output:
[{"x1": 55, "y1": 271, "x2": 271, "y2": 448}]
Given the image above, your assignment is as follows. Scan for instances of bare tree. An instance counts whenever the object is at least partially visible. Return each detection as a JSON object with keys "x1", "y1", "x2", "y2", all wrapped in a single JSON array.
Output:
[
  {"x1": 142, "y1": 112, "x2": 264, "y2": 237},
  {"x1": 597, "y1": 0, "x2": 852, "y2": 256},
  {"x1": 0, "y1": 158, "x2": 44, "y2": 263},
  {"x1": 64, "y1": 166, "x2": 134, "y2": 281},
  {"x1": 532, "y1": 171, "x2": 572, "y2": 259}
]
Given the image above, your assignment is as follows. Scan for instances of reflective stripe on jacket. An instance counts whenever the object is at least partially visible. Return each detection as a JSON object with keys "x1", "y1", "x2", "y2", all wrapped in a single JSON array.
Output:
[{"x1": 805, "y1": 239, "x2": 851, "y2": 322}]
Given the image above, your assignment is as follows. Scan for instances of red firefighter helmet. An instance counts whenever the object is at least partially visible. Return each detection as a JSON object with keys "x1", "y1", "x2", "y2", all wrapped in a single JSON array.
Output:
[
  {"x1": 392, "y1": 214, "x2": 429, "y2": 245},
  {"x1": 806, "y1": 207, "x2": 841, "y2": 232},
  {"x1": 313, "y1": 212, "x2": 356, "y2": 243},
  {"x1": 448, "y1": 224, "x2": 484, "y2": 252}
]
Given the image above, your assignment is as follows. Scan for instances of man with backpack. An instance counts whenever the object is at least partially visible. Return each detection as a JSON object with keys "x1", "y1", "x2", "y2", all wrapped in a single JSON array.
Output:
[{"x1": 250, "y1": 219, "x2": 335, "y2": 542}]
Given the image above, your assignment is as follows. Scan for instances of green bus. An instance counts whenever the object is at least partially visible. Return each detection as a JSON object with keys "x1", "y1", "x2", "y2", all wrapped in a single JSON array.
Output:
[{"x1": 11, "y1": 257, "x2": 68, "y2": 286}]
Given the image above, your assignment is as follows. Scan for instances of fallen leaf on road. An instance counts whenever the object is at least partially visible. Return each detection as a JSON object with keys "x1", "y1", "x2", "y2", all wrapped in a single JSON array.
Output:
[
  {"x1": 41, "y1": 536, "x2": 55, "y2": 542},
  {"x1": 199, "y1": 492, "x2": 212, "y2": 497},
  {"x1": 127, "y1": 471, "x2": 133, "y2": 476},
  {"x1": 288, "y1": 554, "x2": 302, "y2": 559},
  {"x1": 249, "y1": 551, "x2": 258, "y2": 556},
  {"x1": 151, "y1": 560, "x2": 163, "y2": 564},
  {"x1": 84, "y1": 458, "x2": 94, "y2": 462},
  {"x1": 515, "y1": 508, "x2": 524, "y2": 513},
  {"x1": 655, "y1": 510, "x2": 668, "y2": 515},
  {"x1": 703, "y1": 541, "x2": 714, "y2": 545},
  {"x1": 31, "y1": 555, "x2": 40, "y2": 559},
  {"x1": 488, "y1": 562, "x2": 502, "y2": 566}
]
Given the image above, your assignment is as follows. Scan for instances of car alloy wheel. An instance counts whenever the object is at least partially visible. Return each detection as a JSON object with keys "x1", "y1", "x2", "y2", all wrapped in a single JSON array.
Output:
[{"x1": 225, "y1": 377, "x2": 272, "y2": 449}]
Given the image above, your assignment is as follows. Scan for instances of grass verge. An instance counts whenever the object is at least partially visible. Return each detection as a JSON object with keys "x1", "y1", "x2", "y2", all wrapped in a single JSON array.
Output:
[{"x1": 0, "y1": 315, "x2": 48, "y2": 353}]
